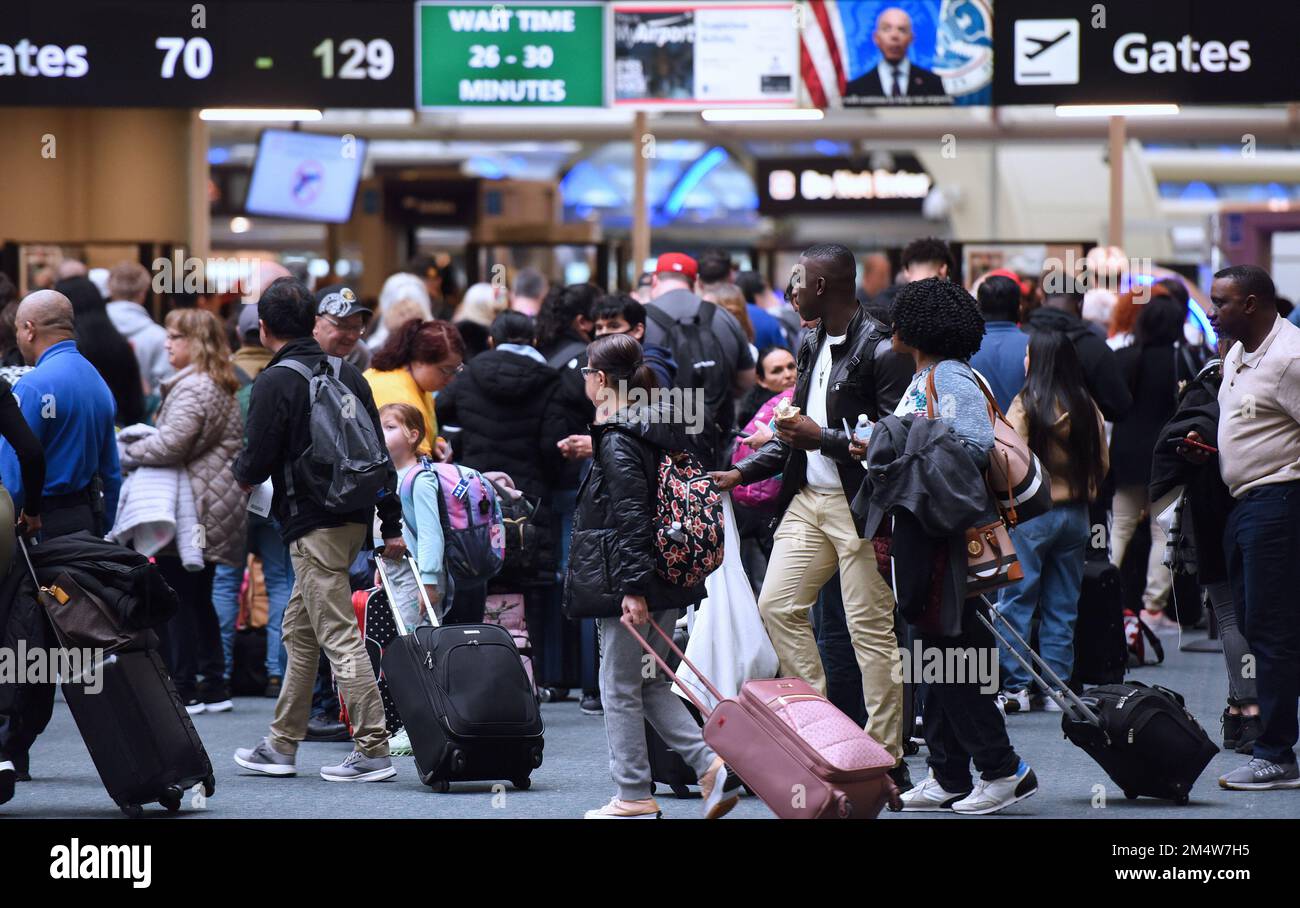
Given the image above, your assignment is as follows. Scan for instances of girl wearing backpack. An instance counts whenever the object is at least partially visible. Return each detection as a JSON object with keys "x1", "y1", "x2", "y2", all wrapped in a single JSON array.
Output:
[
  {"x1": 377, "y1": 403, "x2": 446, "y2": 629},
  {"x1": 564, "y1": 333, "x2": 738, "y2": 820}
]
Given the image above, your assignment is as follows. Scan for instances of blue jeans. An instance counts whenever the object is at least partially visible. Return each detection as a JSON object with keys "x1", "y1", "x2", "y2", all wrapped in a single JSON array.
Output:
[
  {"x1": 1225, "y1": 481, "x2": 1300, "y2": 765},
  {"x1": 996, "y1": 503, "x2": 1089, "y2": 692},
  {"x1": 215, "y1": 515, "x2": 295, "y2": 680}
]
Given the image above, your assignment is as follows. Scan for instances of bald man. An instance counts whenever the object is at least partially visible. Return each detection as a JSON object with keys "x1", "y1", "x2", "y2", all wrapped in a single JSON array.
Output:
[
  {"x1": 2, "y1": 290, "x2": 121, "y2": 539},
  {"x1": 843, "y1": 7, "x2": 947, "y2": 103}
]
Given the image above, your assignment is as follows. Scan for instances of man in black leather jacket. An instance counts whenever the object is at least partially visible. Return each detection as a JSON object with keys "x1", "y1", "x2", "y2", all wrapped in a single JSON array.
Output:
[{"x1": 711, "y1": 243, "x2": 914, "y2": 772}]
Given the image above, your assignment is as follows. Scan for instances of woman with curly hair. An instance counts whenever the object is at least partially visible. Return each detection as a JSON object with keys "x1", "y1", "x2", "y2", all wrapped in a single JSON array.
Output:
[{"x1": 855, "y1": 277, "x2": 1038, "y2": 816}]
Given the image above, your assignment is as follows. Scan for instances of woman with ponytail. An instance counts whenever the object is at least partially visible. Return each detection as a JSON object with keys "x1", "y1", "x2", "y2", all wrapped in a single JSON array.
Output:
[
  {"x1": 563, "y1": 333, "x2": 739, "y2": 820},
  {"x1": 364, "y1": 318, "x2": 465, "y2": 458}
]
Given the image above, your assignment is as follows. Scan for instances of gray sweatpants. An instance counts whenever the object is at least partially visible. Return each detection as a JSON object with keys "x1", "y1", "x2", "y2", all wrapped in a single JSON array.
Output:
[{"x1": 598, "y1": 609, "x2": 717, "y2": 801}]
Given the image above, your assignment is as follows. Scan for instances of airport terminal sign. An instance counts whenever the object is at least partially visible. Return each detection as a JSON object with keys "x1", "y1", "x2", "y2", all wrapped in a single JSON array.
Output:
[
  {"x1": 416, "y1": 2, "x2": 607, "y2": 108},
  {"x1": 995, "y1": 0, "x2": 1300, "y2": 105}
]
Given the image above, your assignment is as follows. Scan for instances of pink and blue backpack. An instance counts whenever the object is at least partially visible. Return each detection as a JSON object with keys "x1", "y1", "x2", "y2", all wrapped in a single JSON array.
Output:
[{"x1": 400, "y1": 461, "x2": 505, "y2": 590}]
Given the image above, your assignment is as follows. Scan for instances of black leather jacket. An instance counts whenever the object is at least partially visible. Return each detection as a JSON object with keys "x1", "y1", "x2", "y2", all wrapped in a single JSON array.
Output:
[
  {"x1": 563, "y1": 404, "x2": 705, "y2": 619},
  {"x1": 734, "y1": 305, "x2": 913, "y2": 534}
]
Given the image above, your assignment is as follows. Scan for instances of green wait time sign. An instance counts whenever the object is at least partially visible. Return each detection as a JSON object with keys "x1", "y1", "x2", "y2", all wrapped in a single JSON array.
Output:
[{"x1": 416, "y1": 1, "x2": 607, "y2": 108}]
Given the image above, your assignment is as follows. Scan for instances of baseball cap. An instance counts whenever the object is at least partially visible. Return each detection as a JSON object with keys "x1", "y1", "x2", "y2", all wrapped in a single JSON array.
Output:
[
  {"x1": 237, "y1": 303, "x2": 260, "y2": 339},
  {"x1": 655, "y1": 253, "x2": 698, "y2": 282},
  {"x1": 315, "y1": 284, "x2": 372, "y2": 320}
]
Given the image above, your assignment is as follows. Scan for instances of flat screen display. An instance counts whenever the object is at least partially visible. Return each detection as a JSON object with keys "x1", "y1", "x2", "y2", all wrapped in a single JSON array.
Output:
[{"x1": 245, "y1": 129, "x2": 367, "y2": 223}]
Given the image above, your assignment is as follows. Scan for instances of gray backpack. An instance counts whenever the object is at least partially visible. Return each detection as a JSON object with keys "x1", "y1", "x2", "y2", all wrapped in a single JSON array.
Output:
[{"x1": 272, "y1": 357, "x2": 389, "y2": 515}]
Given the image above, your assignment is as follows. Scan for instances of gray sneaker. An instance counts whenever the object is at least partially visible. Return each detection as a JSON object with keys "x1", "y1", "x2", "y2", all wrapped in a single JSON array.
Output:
[
  {"x1": 320, "y1": 750, "x2": 396, "y2": 783},
  {"x1": 1219, "y1": 758, "x2": 1300, "y2": 790},
  {"x1": 234, "y1": 738, "x2": 297, "y2": 777}
]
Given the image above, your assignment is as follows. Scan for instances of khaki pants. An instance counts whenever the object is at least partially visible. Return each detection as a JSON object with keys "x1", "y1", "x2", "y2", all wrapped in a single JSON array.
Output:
[
  {"x1": 757, "y1": 487, "x2": 904, "y2": 761},
  {"x1": 269, "y1": 523, "x2": 389, "y2": 758},
  {"x1": 1110, "y1": 485, "x2": 1172, "y2": 613}
]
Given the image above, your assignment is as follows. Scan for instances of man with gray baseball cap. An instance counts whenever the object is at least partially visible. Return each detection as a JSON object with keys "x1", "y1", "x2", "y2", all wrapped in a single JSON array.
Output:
[{"x1": 313, "y1": 284, "x2": 372, "y2": 371}]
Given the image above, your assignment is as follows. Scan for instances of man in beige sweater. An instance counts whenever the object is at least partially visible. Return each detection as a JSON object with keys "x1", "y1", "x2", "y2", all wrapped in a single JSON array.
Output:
[{"x1": 1199, "y1": 265, "x2": 1300, "y2": 791}]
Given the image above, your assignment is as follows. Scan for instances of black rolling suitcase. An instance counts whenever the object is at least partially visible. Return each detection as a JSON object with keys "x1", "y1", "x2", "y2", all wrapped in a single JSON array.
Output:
[
  {"x1": 980, "y1": 598, "x2": 1216, "y2": 804},
  {"x1": 63, "y1": 650, "x2": 216, "y2": 817},
  {"x1": 381, "y1": 576, "x2": 544, "y2": 792},
  {"x1": 1071, "y1": 558, "x2": 1127, "y2": 686},
  {"x1": 19, "y1": 539, "x2": 215, "y2": 817}
]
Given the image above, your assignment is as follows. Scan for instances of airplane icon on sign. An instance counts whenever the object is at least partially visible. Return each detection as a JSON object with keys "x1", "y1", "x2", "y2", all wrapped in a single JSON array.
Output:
[{"x1": 1014, "y1": 19, "x2": 1080, "y2": 85}]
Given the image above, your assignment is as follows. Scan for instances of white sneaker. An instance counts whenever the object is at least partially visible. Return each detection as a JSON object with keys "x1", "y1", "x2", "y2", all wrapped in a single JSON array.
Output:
[
  {"x1": 952, "y1": 761, "x2": 1038, "y2": 815},
  {"x1": 1041, "y1": 695, "x2": 1063, "y2": 713},
  {"x1": 997, "y1": 689, "x2": 1030, "y2": 714},
  {"x1": 898, "y1": 771, "x2": 966, "y2": 812}
]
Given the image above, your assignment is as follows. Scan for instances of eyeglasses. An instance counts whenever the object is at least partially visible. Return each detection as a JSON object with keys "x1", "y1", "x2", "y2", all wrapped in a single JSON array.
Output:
[
  {"x1": 320, "y1": 315, "x2": 364, "y2": 335},
  {"x1": 438, "y1": 362, "x2": 465, "y2": 378},
  {"x1": 579, "y1": 367, "x2": 600, "y2": 377}
]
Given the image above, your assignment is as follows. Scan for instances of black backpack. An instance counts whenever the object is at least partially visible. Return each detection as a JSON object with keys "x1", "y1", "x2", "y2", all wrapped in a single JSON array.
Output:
[{"x1": 646, "y1": 301, "x2": 734, "y2": 465}]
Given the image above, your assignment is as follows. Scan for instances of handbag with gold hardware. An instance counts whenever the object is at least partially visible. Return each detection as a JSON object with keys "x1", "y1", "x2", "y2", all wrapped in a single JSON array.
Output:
[{"x1": 964, "y1": 520, "x2": 1023, "y2": 595}]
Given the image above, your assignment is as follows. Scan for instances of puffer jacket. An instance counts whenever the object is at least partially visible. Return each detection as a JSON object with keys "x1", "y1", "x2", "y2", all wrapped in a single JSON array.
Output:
[
  {"x1": 124, "y1": 365, "x2": 247, "y2": 566},
  {"x1": 563, "y1": 402, "x2": 705, "y2": 619}
]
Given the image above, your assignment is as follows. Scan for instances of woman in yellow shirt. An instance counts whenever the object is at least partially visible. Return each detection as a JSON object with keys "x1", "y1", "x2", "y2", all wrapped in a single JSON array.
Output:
[{"x1": 364, "y1": 318, "x2": 465, "y2": 459}]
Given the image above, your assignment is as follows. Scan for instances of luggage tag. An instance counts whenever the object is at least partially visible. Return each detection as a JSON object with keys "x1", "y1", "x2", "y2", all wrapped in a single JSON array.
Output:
[{"x1": 247, "y1": 478, "x2": 274, "y2": 517}]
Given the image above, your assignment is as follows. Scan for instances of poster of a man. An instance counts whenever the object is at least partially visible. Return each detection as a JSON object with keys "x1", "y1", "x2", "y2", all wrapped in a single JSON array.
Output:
[{"x1": 843, "y1": 6, "x2": 947, "y2": 102}]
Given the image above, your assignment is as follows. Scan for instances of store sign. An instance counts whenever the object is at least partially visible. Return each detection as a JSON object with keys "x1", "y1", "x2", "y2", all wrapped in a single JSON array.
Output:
[
  {"x1": 0, "y1": 1, "x2": 414, "y2": 107},
  {"x1": 415, "y1": 1, "x2": 606, "y2": 108},
  {"x1": 995, "y1": 0, "x2": 1297, "y2": 104},
  {"x1": 756, "y1": 155, "x2": 932, "y2": 214},
  {"x1": 612, "y1": 2, "x2": 799, "y2": 108},
  {"x1": 383, "y1": 178, "x2": 481, "y2": 226}
]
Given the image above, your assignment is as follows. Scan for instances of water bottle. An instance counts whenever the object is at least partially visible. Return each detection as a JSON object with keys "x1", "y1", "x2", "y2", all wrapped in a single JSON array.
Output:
[{"x1": 853, "y1": 413, "x2": 873, "y2": 443}]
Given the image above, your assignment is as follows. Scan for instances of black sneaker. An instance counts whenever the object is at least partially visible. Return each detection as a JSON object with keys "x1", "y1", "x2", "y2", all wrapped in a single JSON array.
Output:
[
  {"x1": 1222, "y1": 708, "x2": 1243, "y2": 750},
  {"x1": 199, "y1": 679, "x2": 233, "y2": 713},
  {"x1": 888, "y1": 762, "x2": 914, "y2": 794},
  {"x1": 580, "y1": 693, "x2": 603, "y2": 716},
  {"x1": 264, "y1": 675, "x2": 283, "y2": 699},
  {"x1": 305, "y1": 716, "x2": 350, "y2": 742},
  {"x1": 1236, "y1": 714, "x2": 1262, "y2": 755}
]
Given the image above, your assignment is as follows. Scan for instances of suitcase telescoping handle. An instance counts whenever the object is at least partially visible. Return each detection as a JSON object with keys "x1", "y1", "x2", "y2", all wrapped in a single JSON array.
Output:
[
  {"x1": 622, "y1": 615, "x2": 725, "y2": 718},
  {"x1": 373, "y1": 546, "x2": 442, "y2": 631},
  {"x1": 975, "y1": 595, "x2": 1101, "y2": 728},
  {"x1": 16, "y1": 535, "x2": 70, "y2": 651}
]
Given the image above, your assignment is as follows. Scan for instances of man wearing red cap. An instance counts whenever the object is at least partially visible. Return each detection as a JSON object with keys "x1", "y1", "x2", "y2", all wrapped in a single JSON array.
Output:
[{"x1": 644, "y1": 252, "x2": 755, "y2": 467}]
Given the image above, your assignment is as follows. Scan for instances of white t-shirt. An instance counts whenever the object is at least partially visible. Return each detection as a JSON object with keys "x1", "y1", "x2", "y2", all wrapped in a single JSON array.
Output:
[{"x1": 804, "y1": 334, "x2": 845, "y2": 491}]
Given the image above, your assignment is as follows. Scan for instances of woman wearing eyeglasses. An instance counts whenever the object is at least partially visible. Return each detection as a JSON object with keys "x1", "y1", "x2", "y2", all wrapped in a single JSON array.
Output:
[{"x1": 364, "y1": 318, "x2": 465, "y2": 461}]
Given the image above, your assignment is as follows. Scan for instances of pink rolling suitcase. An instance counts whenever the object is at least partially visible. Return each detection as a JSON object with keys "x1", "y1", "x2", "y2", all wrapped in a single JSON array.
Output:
[{"x1": 628, "y1": 618, "x2": 901, "y2": 819}]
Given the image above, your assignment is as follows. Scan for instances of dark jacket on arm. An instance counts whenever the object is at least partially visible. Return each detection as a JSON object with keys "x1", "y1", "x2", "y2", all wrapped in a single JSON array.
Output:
[
  {"x1": 232, "y1": 337, "x2": 401, "y2": 544},
  {"x1": 733, "y1": 305, "x2": 912, "y2": 535},
  {"x1": 563, "y1": 403, "x2": 704, "y2": 619}
]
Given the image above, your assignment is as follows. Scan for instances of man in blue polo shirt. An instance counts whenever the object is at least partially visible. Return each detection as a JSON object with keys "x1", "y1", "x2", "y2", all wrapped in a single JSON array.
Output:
[{"x1": 0, "y1": 290, "x2": 121, "y2": 539}]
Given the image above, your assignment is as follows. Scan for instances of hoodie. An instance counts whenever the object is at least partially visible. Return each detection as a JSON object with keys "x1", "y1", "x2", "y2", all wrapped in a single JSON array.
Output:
[
  {"x1": 433, "y1": 347, "x2": 568, "y2": 499},
  {"x1": 1026, "y1": 306, "x2": 1133, "y2": 421},
  {"x1": 107, "y1": 301, "x2": 173, "y2": 395}
]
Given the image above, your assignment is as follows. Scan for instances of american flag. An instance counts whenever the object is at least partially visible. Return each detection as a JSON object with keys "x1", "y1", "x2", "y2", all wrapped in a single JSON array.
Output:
[{"x1": 799, "y1": 0, "x2": 850, "y2": 109}]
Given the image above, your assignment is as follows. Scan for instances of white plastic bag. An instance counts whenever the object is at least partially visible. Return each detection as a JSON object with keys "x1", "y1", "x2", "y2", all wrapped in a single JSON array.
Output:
[{"x1": 672, "y1": 493, "x2": 779, "y2": 711}]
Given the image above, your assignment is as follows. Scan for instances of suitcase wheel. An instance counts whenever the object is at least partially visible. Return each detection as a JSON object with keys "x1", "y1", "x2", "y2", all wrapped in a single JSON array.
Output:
[
  {"x1": 204, "y1": 774, "x2": 216, "y2": 798},
  {"x1": 512, "y1": 777, "x2": 532, "y2": 791},
  {"x1": 159, "y1": 786, "x2": 183, "y2": 813},
  {"x1": 1174, "y1": 793, "x2": 1189, "y2": 806},
  {"x1": 428, "y1": 779, "x2": 451, "y2": 793},
  {"x1": 449, "y1": 748, "x2": 468, "y2": 774},
  {"x1": 835, "y1": 793, "x2": 853, "y2": 819},
  {"x1": 530, "y1": 746, "x2": 544, "y2": 769},
  {"x1": 1124, "y1": 790, "x2": 1139, "y2": 800},
  {"x1": 120, "y1": 804, "x2": 144, "y2": 819}
]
